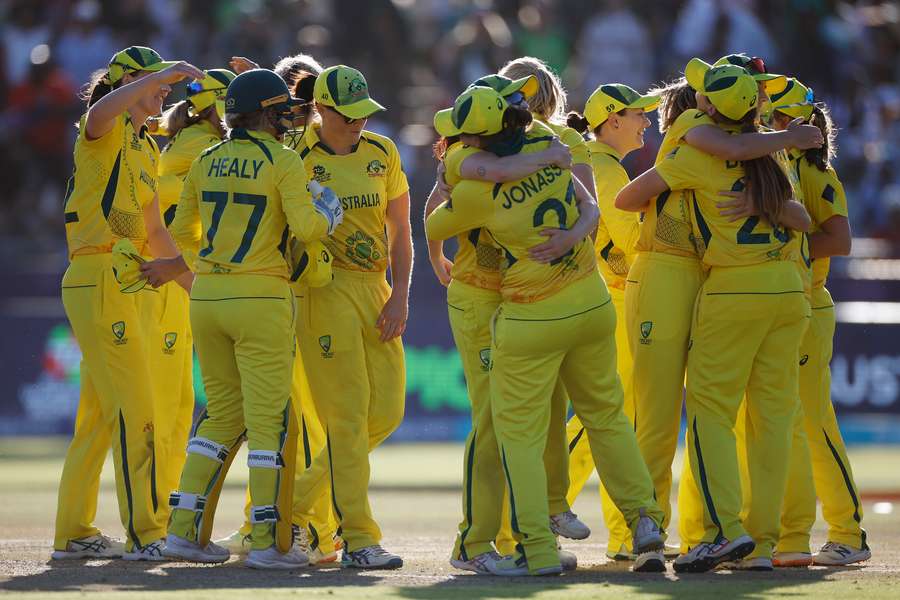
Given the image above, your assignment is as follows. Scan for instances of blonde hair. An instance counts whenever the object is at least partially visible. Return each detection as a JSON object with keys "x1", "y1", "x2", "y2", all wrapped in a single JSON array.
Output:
[{"x1": 499, "y1": 56, "x2": 568, "y2": 125}]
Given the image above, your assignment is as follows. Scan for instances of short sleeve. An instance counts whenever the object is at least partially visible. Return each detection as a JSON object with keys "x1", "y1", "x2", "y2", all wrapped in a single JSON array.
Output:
[
  {"x1": 559, "y1": 127, "x2": 590, "y2": 166},
  {"x1": 79, "y1": 112, "x2": 125, "y2": 153},
  {"x1": 443, "y1": 143, "x2": 480, "y2": 187},
  {"x1": 655, "y1": 144, "x2": 700, "y2": 192},
  {"x1": 385, "y1": 138, "x2": 410, "y2": 200},
  {"x1": 807, "y1": 166, "x2": 849, "y2": 225}
]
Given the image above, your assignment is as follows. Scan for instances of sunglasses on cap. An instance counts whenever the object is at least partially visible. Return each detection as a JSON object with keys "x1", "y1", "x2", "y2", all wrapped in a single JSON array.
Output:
[
  {"x1": 504, "y1": 91, "x2": 525, "y2": 106},
  {"x1": 747, "y1": 56, "x2": 767, "y2": 75},
  {"x1": 186, "y1": 81, "x2": 227, "y2": 96},
  {"x1": 773, "y1": 87, "x2": 817, "y2": 111}
]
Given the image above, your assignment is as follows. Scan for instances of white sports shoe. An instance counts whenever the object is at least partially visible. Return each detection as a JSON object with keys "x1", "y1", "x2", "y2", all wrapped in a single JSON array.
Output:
[
  {"x1": 163, "y1": 534, "x2": 229, "y2": 563},
  {"x1": 292, "y1": 525, "x2": 338, "y2": 565},
  {"x1": 673, "y1": 535, "x2": 755, "y2": 573},
  {"x1": 558, "y1": 545, "x2": 577, "y2": 572},
  {"x1": 485, "y1": 552, "x2": 562, "y2": 577},
  {"x1": 773, "y1": 551, "x2": 813, "y2": 567},
  {"x1": 813, "y1": 541, "x2": 871, "y2": 566},
  {"x1": 549, "y1": 511, "x2": 591, "y2": 540},
  {"x1": 214, "y1": 530, "x2": 252, "y2": 556},
  {"x1": 51, "y1": 534, "x2": 124, "y2": 560},
  {"x1": 341, "y1": 545, "x2": 403, "y2": 569},
  {"x1": 632, "y1": 512, "x2": 664, "y2": 554},
  {"x1": 450, "y1": 550, "x2": 504, "y2": 574},
  {"x1": 633, "y1": 551, "x2": 666, "y2": 572},
  {"x1": 246, "y1": 545, "x2": 309, "y2": 570},
  {"x1": 123, "y1": 538, "x2": 168, "y2": 561}
]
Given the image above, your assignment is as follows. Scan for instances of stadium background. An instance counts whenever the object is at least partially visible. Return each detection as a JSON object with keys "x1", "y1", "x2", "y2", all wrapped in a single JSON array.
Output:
[{"x1": 1, "y1": 0, "x2": 898, "y2": 443}]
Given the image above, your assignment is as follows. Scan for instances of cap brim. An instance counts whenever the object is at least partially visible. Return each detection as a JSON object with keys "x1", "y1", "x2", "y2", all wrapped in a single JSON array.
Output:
[
  {"x1": 434, "y1": 108, "x2": 461, "y2": 137},
  {"x1": 757, "y1": 73, "x2": 788, "y2": 95},
  {"x1": 629, "y1": 94, "x2": 660, "y2": 112},
  {"x1": 335, "y1": 97, "x2": 386, "y2": 120},
  {"x1": 685, "y1": 58, "x2": 713, "y2": 93},
  {"x1": 501, "y1": 75, "x2": 539, "y2": 99},
  {"x1": 142, "y1": 60, "x2": 178, "y2": 73}
]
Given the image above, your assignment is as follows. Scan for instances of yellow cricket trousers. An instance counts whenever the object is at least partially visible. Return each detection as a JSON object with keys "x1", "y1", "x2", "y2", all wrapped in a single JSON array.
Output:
[
  {"x1": 237, "y1": 344, "x2": 338, "y2": 553},
  {"x1": 491, "y1": 272, "x2": 663, "y2": 572},
  {"x1": 564, "y1": 283, "x2": 633, "y2": 553},
  {"x1": 685, "y1": 262, "x2": 808, "y2": 558},
  {"x1": 55, "y1": 253, "x2": 166, "y2": 551},
  {"x1": 168, "y1": 274, "x2": 297, "y2": 551},
  {"x1": 625, "y1": 252, "x2": 706, "y2": 548},
  {"x1": 140, "y1": 281, "x2": 195, "y2": 522},
  {"x1": 447, "y1": 279, "x2": 569, "y2": 560},
  {"x1": 295, "y1": 268, "x2": 405, "y2": 553},
  {"x1": 778, "y1": 286, "x2": 866, "y2": 552}
]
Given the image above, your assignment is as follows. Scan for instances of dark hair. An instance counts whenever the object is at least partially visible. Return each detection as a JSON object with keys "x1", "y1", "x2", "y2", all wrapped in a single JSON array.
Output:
[
  {"x1": 723, "y1": 108, "x2": 793, "y2": 227},
  {"x1": 650, "y1": 77, "x2": 697, "y2": 133},
  {"x1": 291, "y1": 70, "x2": 317, "y2": 124},
  {"x1": 81, "y1": 68, "x2": 115, "y2": 108},
  {"x1": 432, "y1": 135, "x2": 461, "y2": 161},
  {"x1": 476, "y1": 105, "x2": 533, "y2": 147},
  {"x1": 805, "y1": 104, "x2": 836, "y2": 171},
  {"x1": 566, "y1": 111, "x2": 590, "y2": 133}
]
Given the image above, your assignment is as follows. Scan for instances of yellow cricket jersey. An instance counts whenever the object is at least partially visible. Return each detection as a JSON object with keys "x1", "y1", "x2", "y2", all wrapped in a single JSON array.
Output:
[
  {"x1": 158, "y1": 120, "x2": 221, "y2": 227},
  {"x1": 63, "y1": 113, "x2": 161, "y2": 258},
  {"x1": 287, "y1": 123, "x2": 409, "y2": 273},
  {"x1": 443, "y1": 142, "x2": 502, "y2": 291},
  {"x1": 791, "y1": 151, "x2": 848, "y2": 289},
  {"x1": 634, "y1": 109, "x2": 715, "y2": 258},
  {"x1": 588, "y1": 141, "x2": 638, "y2": 290},
  {"x1": 537, "y1": 118, "x2": 591, "y2": 167},
  {"x1": 427, "y1": 136, "x2": 595, "y2": 304},
  {"x1": 656, "y1": 141, "x2": 804, "y2": 279},
  {"x1": 170, "y1": 128, "x2": 328, "y2": 278}
]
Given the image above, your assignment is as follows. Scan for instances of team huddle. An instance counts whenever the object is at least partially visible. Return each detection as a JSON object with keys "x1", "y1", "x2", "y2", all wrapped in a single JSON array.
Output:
[{"x1": 52, "y1": 42, "x2": 868, "y2": 576}]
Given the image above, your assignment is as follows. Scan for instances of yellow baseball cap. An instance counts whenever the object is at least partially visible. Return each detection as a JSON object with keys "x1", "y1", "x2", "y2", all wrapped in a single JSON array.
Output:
[
  {"x1": 584, "y1": 83, "x2": 659, "y2": 129},
  {"x1": 314, "y1": 65, "x2": 386, "y2": 120},
  {"x1": 107, "y1": 46, "x2": 176, "y2": 85},
  {"x1": 186, "y1": 69, "x2": 237, "y2": 118},
  {"x1": 685, "y1": 58, "x2": 758, "y2": 121},
  {"x1": 714, "y1": 53, "x2": 788, "y2": 95},
  {"x1": 770, "y1": 78, "x2": 815, "y2": 120},
  {"x1": 111, "y1": 239, "x2": 148, "y2": 293},
  {"x1": 289, "y1": 239, "x2": 333, "y2": 287},
  {"x1": 434, "y1": 86, "x2": 509, "y2": 137},
  {"x1": 468, "y1": 73, "x2": 539, "y2": 99}
]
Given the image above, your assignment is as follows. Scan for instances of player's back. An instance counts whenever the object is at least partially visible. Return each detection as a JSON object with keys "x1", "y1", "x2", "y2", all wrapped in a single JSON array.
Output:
[{"x1": 181, "y1": 129, "x2": 310, "y2": 278}]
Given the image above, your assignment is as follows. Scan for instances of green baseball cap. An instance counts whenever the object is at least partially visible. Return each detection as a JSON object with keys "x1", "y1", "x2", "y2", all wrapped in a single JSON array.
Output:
[
  {"x1": 584, "y1": 83, "x2": 659, "y2": 129},
  {"x1": 714, "y1": 53, "x2": 787, "y2": 95},
  {"x1": 685, "y1": 58, "x2": 759, "y2": 121},
  {"x1": 434, "y1": 86, "x2": 509, "y2": 137},
  {"x1": 107, "y1": 46, "x2": 177, "y2": 85},
  {"x1": 770, "y1": 77, "x2": 815, "y2": 120},
  {"x1": 468, "y1": 73, "x2": 539, "y2": 98},
  {"x1": 314, "y1": 65, "x2": 385, "y2": 120}
]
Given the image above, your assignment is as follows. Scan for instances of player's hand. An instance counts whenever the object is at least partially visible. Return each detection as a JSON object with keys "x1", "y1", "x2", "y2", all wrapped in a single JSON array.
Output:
[
  {"x1": 716, "y1": 189, "x2": 759, "y2": 222},
  {"x1": 376, "y1": 291, "x2": 408, "y2": 342},
  {"x1": 528, "y1": 228, "x2": 578, "y2": 263},
  {"x1": 152, "y1": 61, "x2": 204, "y2": 86},
  {"x1": 786, "y1": 117, "x2": 824, "y2": 150},
  {"x1": 545, "y1": 138, "x2": 573, "y2": 170},
  {"x1": 430, "y1": 253, "x2": 453, "y2": 287},
  {"x1": 139, "y1": 256, "x2": 189, "y2": 288},
  {"x1": 230, "y1": 56, "x2": 259, "y2": 74}
]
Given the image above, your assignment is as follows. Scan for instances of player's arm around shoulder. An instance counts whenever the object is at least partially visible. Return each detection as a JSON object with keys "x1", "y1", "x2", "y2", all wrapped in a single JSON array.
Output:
[{"x1": 425, "y1": 179, "x2": 493, "y2": 241}]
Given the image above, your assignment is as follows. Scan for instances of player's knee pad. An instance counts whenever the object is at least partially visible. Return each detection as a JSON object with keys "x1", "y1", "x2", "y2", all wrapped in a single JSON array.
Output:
[{"x1": 169, "y1": 491, "x2": 207, "y2": 513}]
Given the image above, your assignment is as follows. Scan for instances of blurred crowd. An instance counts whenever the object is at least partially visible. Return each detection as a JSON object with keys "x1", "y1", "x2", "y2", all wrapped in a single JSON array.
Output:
[{"x1": 2, "y1": 0, "x2": 899, "y2": 260}]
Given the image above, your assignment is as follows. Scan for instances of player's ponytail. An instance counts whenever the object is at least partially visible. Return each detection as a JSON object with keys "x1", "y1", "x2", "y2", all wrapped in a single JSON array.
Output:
[
  {"x1": 81, "y1": 68, "x2": 114, "y2": 108},
  {"x1": 432, "y1": 135, "x2": 460, "y2": 161},
  {"x1": 649, "y1": 77, "x2": 697, "y2": 133},
  {"x1": 805, "y1": 103, "x2": 836, "y2": 172},
  {"x1": 566, "y1": 111, "x2": 590, "y2": 134},
  {"x1": 499, "y1": 56, "x2": 568, "y2": 125},
  {"x1": 736, "y1": 109, "x2": 793, "y2": 228}
]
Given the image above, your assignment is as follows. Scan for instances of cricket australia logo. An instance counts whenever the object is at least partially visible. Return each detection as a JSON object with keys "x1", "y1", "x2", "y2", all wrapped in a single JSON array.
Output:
[
  {"x1": 640, "y1": 321, "x2": 653, "y2": 345},
  {"x1": 312, "y1": 164, "x2": 331, "y2": 183},
  {"x1": 366, "y1": 159, "x2": 386, "y2": 177},
  {"x1": 112, "y1": 321, "x2": 127, "y2": 345},
  {"x1": 479, "y1": 348, "x2": 491, "y2": 372},
  {"x1": 346, "y1": 77, "x2": 367, "y2": 102},
  {"x1": 164, "y1": 332, "x2": 177, "y2": 355},
  {"x1": 319, "y1": 335, "x2": 334, "y2": 359}
]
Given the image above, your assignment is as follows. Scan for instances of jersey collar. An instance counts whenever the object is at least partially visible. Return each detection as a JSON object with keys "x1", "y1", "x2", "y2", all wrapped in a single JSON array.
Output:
[
  {"x1": 303, "y1": 122, "x2": 363, "y2": 155},
  {"x1": 586, "y1": 140, "x2": 622, "y2": 162},
  {"x1": 228, "y1": 128, "x2": 278, "y2": 143}
]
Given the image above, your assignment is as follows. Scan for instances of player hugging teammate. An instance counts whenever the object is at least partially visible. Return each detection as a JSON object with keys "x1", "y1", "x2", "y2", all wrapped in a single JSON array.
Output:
[{"x1": 53, "y1": 43, "x2": 867, "y2": 575}]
